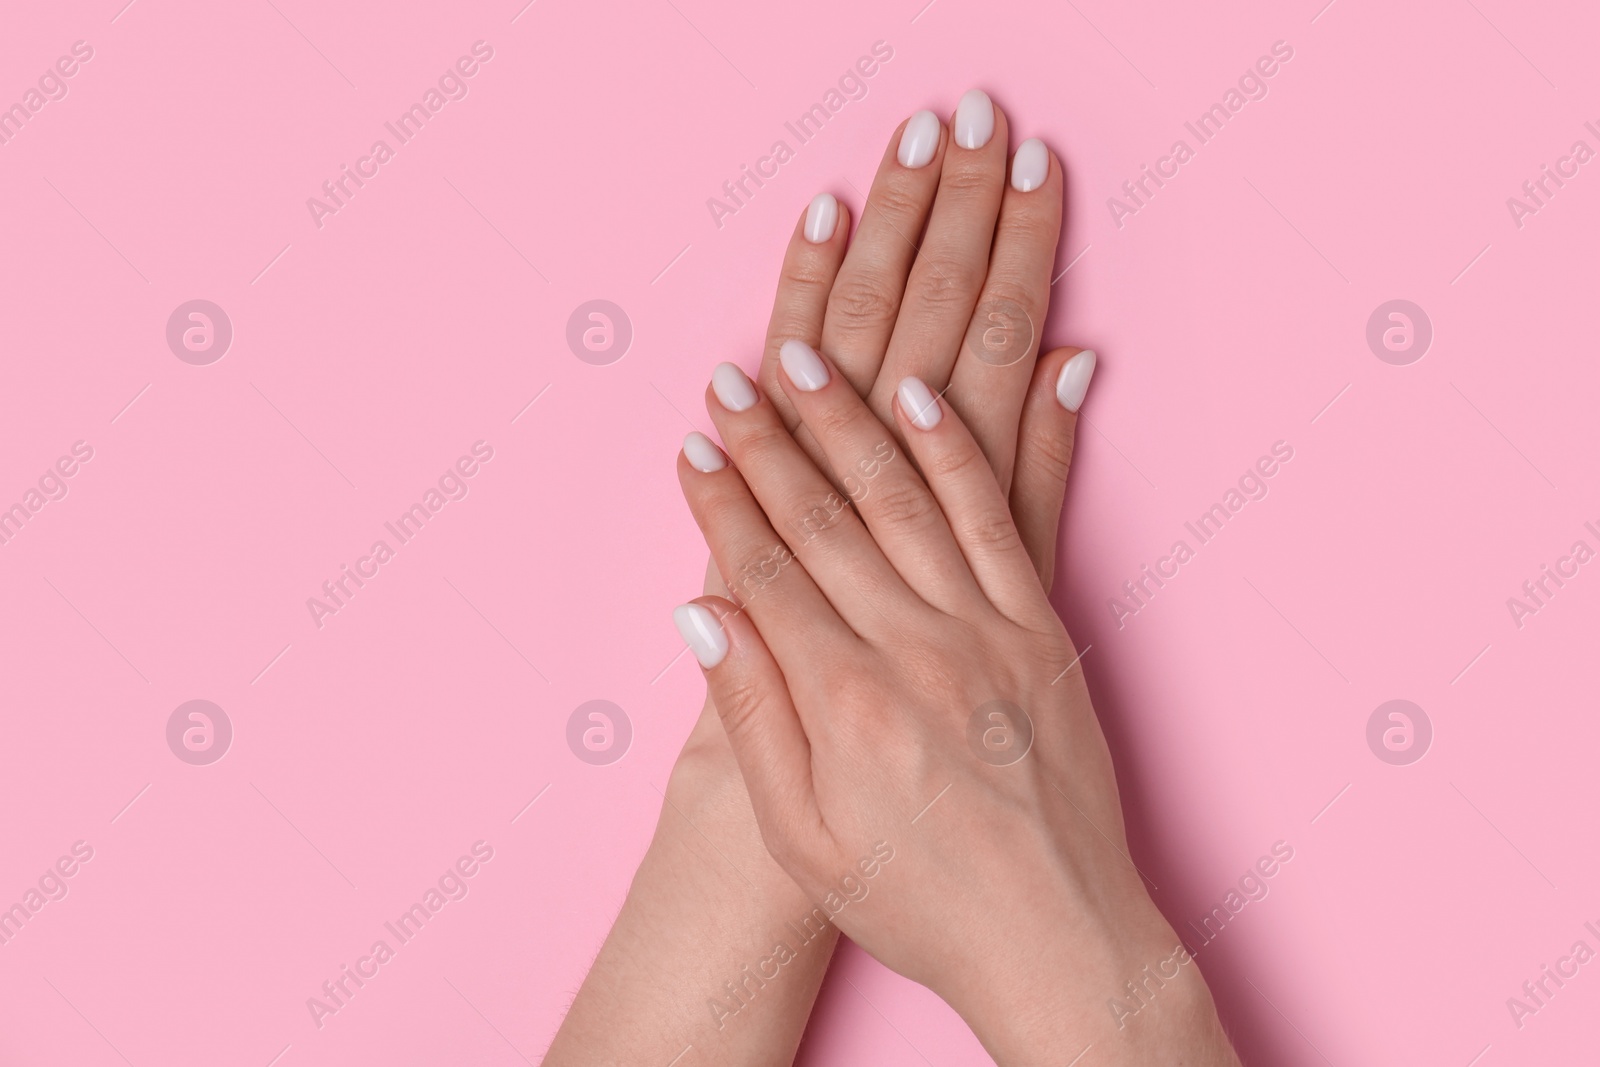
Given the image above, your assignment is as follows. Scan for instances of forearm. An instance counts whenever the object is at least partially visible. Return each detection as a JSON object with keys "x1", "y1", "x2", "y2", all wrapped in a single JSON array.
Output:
[{"x1": 543, "y1": 702, "x2": 838, "y2": 1066}]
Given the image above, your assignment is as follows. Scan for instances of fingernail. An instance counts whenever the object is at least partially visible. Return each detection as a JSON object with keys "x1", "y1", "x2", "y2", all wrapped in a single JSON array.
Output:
[
  {"x1": 674, "y1": 603, "x2": 729, "y2": 668},
  {"x1": 804, "y1": 192, "x2": 839, "y2": 243},
  {"x1": 1011, "y1": 138, "x2": 1048, "y2": 192},
  {"x1": 897, "y1": 376, "x2": 943, "y2": 430},
  {"x1": 898, "y1": 109, "x2": 940, "y2": 168},
  {"x1": 954, "y1": 89, "x2": 994, "y2": 150},
  {"x1": 779, "y1": 339, "x2": 829, "y2": 392},
  {"x1": 1055, "y1": 350, "x2": 1097, "y2": 412},
  {"x1": 712, "y1": 362, "x2": 758, "y2": 412},
  {"x1": 683, "y1": 431, "x2": 727, "y2": 473}
]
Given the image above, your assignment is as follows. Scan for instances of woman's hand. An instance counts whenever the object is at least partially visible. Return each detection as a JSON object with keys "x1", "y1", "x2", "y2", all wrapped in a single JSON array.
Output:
[{"x1": 673, "y1": 346, "x2": 1240, "y2": 1066}]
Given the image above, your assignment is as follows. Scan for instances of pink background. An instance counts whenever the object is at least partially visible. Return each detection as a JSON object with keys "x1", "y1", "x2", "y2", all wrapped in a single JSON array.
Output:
[{"x1": 3, "y1": 0, "x2": 1597, "y2": 1063}]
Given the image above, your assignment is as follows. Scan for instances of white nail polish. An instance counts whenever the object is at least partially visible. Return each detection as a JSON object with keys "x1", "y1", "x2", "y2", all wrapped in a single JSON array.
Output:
[
  {"x1": 1055, "y1": 350, "x2": 1097, "y2": 412},
  {"x1": 954, "y1": 89, "x2": 994, "y2": 150},
  {"x1": 897, "y1": 376, "x2": 942, "y2": 430},
  {"x1": 674, "y1": 603, "x2": 729, "y2": 668},
  {"x1": 898, "y1": 110, "x2": 940, "y2": 168},
  {"x1": 683, "y1": 431, "x2": 727, "y2": 473},
  {"x1": 804, "y1": 192, "x2": 838, "y2": 243},
  {"x1": 1011, "y1": 138, "x2": 1048, "y2": 192},
  {"x1": 779, "y1": 339, "x2": 829, "y2": 392},
  {"x1": 712, "y1": 362, "x2": 758, "y2": 412}
]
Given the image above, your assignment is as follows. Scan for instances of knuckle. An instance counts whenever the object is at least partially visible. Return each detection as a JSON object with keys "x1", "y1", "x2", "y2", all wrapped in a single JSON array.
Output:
[
  {"x1": 927, "y1": 438, "x2": 986, "y2": 481},
  {"x1": 1021, "y1": 419, "x2": 1074, "y2": 484},
  {"x1": 867, "y1": 178, "x2": 926, "y2": 226},
  {"x1": 828, "y1": 275, "x2": 901, "y2": 330},
  {"x1": 961, "y1": 510, "x2": 1024, "y2": 553},
  {"x1": 715, "y1": 674, "x2": 769, "y2": 742},
  {"x1": 916, "y1": 254, "x2": 986, "y2": 310},
  {"x1": 938, "y1": 160, "x2": 1001, "y2": 198},
  {"x1": 869, "y1": 479, "x2": 939, "y2": 530},
  {"x1": 779, "y1": 254, "x2": 834, "y2": 298}
]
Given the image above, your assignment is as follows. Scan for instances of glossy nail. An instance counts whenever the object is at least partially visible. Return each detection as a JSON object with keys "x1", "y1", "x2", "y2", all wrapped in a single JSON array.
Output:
[
  {"x1": 804, "y1": 192, "x2": 839, "y2": 243},
  {"x1": 954, "y1": 89, "x2": 994, "y2": 150},
  {"x1": 898, "y1": 109, "x2": 940, "y2": 168},
  {"x1": 779, "y1": 339, "x2": 829, "y2": 392},
  {"x1": 712, "y1": 362, "x2": 758, "y2": 412},
  {"x1": 898, "y1": 376, "x2": 943, "y2": 430},
  {"x1": 1011, "y1": 138, "x2": 1048, "y2": 192},
  {"x1": 683, "y1": 431, "x2": 727, "y2": 473},
  {"x1": 673, "y1": 603, "x2": 729, "y2": 668},
  {"x1": 1055, "y1": 350, "x2": 1097, "y2": 412}
]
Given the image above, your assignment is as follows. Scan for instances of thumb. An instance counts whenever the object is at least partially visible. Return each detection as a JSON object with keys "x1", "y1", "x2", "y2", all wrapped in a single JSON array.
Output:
[{"x1": 1010, "y1": 347, "x2": 1095, "y2": 593}]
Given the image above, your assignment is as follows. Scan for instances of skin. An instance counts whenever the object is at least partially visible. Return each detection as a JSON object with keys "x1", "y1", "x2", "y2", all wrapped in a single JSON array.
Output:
[{"x1": 545, "y1": 94, "x2": 1223, "y2": 1064}]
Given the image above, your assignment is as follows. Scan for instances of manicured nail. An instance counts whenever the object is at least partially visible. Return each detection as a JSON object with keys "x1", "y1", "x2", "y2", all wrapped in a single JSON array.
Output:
[
  {"x1": 954, "y1": 89, "x2": 994, "y2": 150},
  {"x1": 779, "y1": 339, "x2": 829, "y2": 392},
  {"x1": 674, "y1": 603, "x2": 729, "y2": 668},
  {"x1": 712, "y1": 362, "x2": 758, "y2": 412},
  {"x1": 1011, "y1": 138, "x2": 1048, "y2": 192},
  {"x1": 683, "y1": 431, "x2": 727, "y2": 473},
  {"x1": 1055, "y1": 350, "x2": 1097, "y2": 412},
  {"x1": 897, "y1": 376, "x2": 942, "y2": 430},
  {"x1": 804, "y1": 192, "x2": 839, "y2": 243},
  {"x1": 898, "y1": 109, "x2": 940, "y2": 168}
]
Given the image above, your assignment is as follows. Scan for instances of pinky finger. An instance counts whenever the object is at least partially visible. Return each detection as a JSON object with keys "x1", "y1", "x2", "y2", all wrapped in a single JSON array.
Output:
[{"x1": 1010, "y1": 347, "x2": 1095, "y2": 593}]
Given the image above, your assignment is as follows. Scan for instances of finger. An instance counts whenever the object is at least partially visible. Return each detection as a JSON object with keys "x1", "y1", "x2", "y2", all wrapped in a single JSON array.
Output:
[
  {"x1": 705, "y1": 363, "x2": 916, "y2": 635},
  {"x1": 776, "y1": 340, "x2": 982, "y2": 614},
  {"x1": 891, "y1": 375, "x2": 1047, "y2": 624},
  {"x1": 946, "y1": 138, "x2": 1064, "y2": 492},
  {"x1": 758, "y1": 192, "x2": 851, "y2": 439},
  {"x1": 678, "y1": 430, "x2": 854, "y2": 661},
  {"x1": 672, "y1": 597, "x2": 826, "y2": 868},
  {"x1": 869, "y1": 90, "x2": 1008, "y2": 428},
  {"x1": 1010, "y1": 348, "x2": 1095, "y2": 593},
  {"x1": 818, "y1": 109, "x2": 947, "y2": 396}
]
